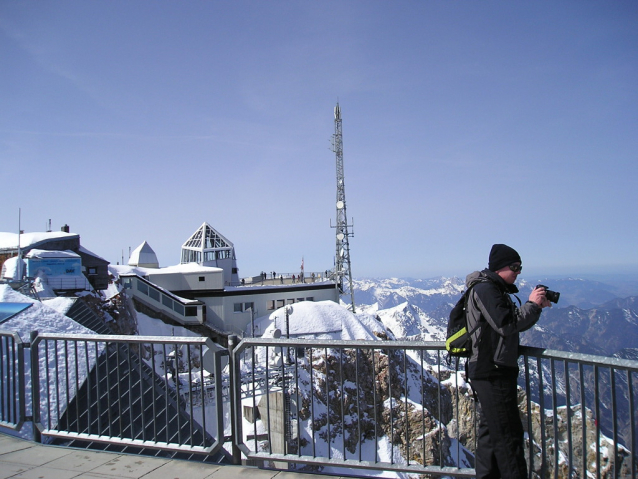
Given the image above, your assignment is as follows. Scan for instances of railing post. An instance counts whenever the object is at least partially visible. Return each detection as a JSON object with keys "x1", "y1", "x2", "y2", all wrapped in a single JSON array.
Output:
[
  {"x1": 228, "y1": 334, "x2": 242, "y2": 465},
  {"x1": 29, "y1": 330, "x2": 41, "y2": 444}
]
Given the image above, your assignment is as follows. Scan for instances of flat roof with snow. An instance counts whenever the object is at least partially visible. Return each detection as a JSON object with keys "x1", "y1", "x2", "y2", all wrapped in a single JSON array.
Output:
[{"x1": 0, "y1": 231, "x2": 79, "y2": 251}]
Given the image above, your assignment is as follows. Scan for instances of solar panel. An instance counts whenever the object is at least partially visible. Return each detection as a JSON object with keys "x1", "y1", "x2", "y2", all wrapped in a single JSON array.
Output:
[{"x1": 0, "y1": 302, "x2": 33, "y2": 323}]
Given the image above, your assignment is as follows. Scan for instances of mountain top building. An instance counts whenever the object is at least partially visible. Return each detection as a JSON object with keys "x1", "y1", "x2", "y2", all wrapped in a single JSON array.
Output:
[
  {"x1": 120, "y1": 222, "x2": 338, "y2": 343},
  {"x1": 0, "y1": 226, "x2": 109, "y2": 291},
  {"x1": 180, "y1": 222, "x2": 239, "y2": 286}
]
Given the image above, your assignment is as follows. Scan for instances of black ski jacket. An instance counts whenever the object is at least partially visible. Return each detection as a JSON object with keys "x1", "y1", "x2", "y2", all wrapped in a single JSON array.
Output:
[{"x1": 465, "y1": 269, "x2": 542, "y2": 379}]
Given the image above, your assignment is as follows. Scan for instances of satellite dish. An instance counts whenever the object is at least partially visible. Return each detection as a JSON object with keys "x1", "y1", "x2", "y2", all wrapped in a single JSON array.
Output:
[
  {"x1": 272, "y1": 355, "x2": 283, "y2": 368},
  {"x1": 273, "y1": 328, "x2": 282, "y2": 339},
  {"x1": 201, "y1": 346, "x2": 215, "y2": 374},
  {"x1": 201, "y1": 342, "x2": 228, "y2": 374},
  {"x1": 336, "y1": 200, "x2": 344, "y2": 209},
  {"x1": 337, "y1": 233, "x2": 345, "y2": 241}
]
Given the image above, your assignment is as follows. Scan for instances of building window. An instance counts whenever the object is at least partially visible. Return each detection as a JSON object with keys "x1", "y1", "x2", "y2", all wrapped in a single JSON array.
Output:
[
  {"x1": 149, "y1": 288, "x2": 160, "y2": 301},
  {"x1": 88, "y1": 267, "x2": 97, "y2": 275},
  {"x1": 267, "y1": 300, "x2": 275, "y2": 310},
  {"x1": 306, "y1": 297, "x2": 314, "y2": 302},
  {"x1": 234, "y1": 303, "x2": 243, "y2": 313},
  {"x1": 287, "y1": 299, "x2": 294, "y2": 305},
  {"x1": 276, "y1": 299, "x2": 285, "y2": 308},
  {"x1": 185, "y1": 306, "x2": 198, "y2": 317},
  {"x1": 244, "y1": 302, "x2": 254, "y2": 312},
  {"x1": 199, "y1": 276, "x2": 205, "y2": 282},
  {"x1": 297, "y1": 298, "x2": 304, "y2": 302}
]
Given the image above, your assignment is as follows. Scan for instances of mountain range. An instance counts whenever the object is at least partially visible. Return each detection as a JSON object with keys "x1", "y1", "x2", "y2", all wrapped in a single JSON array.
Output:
[
  {"x1": 350, "y1": 276, "x2": 638, "y2": 358},
  {"x1": 350, "y1": 275, "x2": 638, "y2": 464}
]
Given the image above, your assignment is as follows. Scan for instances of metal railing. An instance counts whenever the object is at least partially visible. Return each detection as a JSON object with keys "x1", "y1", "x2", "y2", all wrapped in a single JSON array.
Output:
[
  {"x1": 1, "y1": 328, "x2": 636, "y2": 478},
  {"x1": 229, "y1": 338, "x2": 637, "y2": 478},
  {"x1": 0, "y1": 330, "x2": 25, "y2": 431},
  {"x1": 36, "y1": 276, "x2": 90, "y2": 291},
  {"x1": 237, "y1": 271, "x2": 329, "y2": 287},
  {"x1": 5, "y1": 330, "x2": 229, "y2": 458}
]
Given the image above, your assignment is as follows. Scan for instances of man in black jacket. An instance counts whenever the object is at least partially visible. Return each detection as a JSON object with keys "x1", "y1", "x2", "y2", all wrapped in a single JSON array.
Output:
[{"x1": 466, "y1": 244, "x2": 551, "y2": 479}]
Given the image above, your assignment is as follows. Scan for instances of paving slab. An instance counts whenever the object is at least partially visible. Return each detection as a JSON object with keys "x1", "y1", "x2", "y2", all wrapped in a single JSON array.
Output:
[
  {"x1": 138, "y1": 459, "x2": 221, "y2": 479},
  {"x1": 46, "y1": 449, "x2": 119, "y2": 473},
  {"x1": 208, "y1": 466, "x2": 281, "y2": 478},
  {"x1": 0, "y1": 433, "x2": 348, "y2": 479},
  {"x1": 0, "y1": 435, "x2": 34, "y2": 455},
  {"x1": 273, "y1": 472, "x2": 346, "y2": 479},
  {"x1": 0, "y1": 443, "x2": 73, "y2": 467},
  {"x1": 0, "y1": 462, "x2": 33, "y2": 479},
  {"x1": 7, "y1": 464, "x2": 82, "y2": 479},
  {"x1": 80, "y1": 474, "x2": 139, "y2": 479},
  {"x1": 87, "y1": 453, "x2": 166, "y2": 478}
]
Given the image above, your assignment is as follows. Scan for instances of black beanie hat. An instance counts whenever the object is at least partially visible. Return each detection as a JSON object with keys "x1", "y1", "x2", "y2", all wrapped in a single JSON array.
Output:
[{"x1": 488, "y1": 244, "x2": 522, "y2": 272}]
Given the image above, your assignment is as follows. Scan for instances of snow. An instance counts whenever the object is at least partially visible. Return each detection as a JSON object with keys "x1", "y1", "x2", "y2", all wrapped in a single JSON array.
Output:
[
  {"x1": 441, "y1": 370, "x2": 470, "y2": 390},
  {"x1": 25, "y1": 249, "x2": 80, "y2": 259},
  {"x1": 136, "y1": 309, "x2": 199, "y2": 338},
  {"x1": 1, "y1": 256, "x2": 24, "y2": 279},
  {"x1": 0, "y1": 285, "x2": 97, "y2": 440},
  {"x1": 110, "y1": 262, "x2": 221, "y2": 277},
  {"x1": 0, "y1": 285, "x2": 93, "y2": 339},
  {"x1": 263, "y1": 300, "x2": 387, "y2": 340},
  {"x1": 0, "y1": 231, "x2": 79, "y2": 250}
]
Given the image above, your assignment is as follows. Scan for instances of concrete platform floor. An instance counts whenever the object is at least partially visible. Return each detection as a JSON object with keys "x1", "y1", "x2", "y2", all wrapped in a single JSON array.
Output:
[{"x1": 0, "y1": 432, "x2": 350, "y2": 479}]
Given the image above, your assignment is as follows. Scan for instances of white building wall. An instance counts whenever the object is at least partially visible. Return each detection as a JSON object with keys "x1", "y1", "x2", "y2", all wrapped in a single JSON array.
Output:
[
  {"x1": 147, "y1": 270, "x2": 223, "y2": 291},
  {"x1": 200, "y1": 285, "x2": 338, "y2": 337}
]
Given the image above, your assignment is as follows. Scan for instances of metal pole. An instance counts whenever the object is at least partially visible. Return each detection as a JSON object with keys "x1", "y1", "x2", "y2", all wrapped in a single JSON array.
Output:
[
  {"x1": 251, "y1": 308, "x2": 255, "y2": 338},
  {"x1": 227, "y1": 335, "x2": 242, "y2": 465},
  {"x1": 29, "y1": 330, "x2": 42, "y2": 443},
  {"x1": 285, "y1": 306, "x2": 290, "y2": 339}
]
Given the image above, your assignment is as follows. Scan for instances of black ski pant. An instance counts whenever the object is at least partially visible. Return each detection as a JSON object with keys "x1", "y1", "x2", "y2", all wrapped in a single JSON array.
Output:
[{"x1": 471, "y1": 372, "x2": 528, "y2": 479}]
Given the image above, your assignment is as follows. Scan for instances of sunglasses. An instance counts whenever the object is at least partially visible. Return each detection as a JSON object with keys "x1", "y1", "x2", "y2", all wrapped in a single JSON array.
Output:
[{"x1": 508, "y1": 264, "x2": 523, "y2": 273}]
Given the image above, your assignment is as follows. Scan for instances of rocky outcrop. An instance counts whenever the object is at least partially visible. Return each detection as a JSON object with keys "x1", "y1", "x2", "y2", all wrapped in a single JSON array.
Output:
[
  {"x1": 523, "y1": 398, "x2": 631, "y2": 479},
  {"x1": 291, "y1": 346, "x2": 459, "y2": 469},
  {"x1": 444, "y1": 374, "x2": 632, "y2": 479}
]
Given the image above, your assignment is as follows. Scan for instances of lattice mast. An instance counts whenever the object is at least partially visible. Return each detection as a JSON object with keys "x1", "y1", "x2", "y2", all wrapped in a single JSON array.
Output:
[{"x1": 331, "y1": 103, "x2": 356, "y2": 312}]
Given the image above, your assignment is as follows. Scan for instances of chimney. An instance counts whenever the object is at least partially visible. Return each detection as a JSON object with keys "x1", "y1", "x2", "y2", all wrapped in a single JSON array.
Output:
[{"x1": 61, "y1": 224, "x2": 70, "y2": 233}]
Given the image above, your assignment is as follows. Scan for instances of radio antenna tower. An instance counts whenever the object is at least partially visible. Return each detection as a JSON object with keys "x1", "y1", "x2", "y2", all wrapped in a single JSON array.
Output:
[{"x1": 331, "y1": 103, "x2": 356, "y2": 312}]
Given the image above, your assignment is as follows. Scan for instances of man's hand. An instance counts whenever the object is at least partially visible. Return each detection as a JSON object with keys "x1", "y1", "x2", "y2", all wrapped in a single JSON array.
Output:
[{"x1": 530, "y1": 287, "x2": 552, "y2": 308}]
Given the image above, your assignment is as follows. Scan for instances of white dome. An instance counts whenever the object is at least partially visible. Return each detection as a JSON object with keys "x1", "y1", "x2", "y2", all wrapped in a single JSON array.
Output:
[{"x1": 128, "y1": 241, "x2": 159, "y2": 268}]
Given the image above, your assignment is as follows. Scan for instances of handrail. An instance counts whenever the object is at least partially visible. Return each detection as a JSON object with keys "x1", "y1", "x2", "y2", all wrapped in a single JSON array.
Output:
[{"x1": 1, "y1": 330, "x2": 636, "y2": 478}]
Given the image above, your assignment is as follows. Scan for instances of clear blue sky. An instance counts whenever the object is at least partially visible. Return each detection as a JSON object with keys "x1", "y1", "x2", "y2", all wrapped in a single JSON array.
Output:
[{"x1": 1, "y1": 1, "x2": 636, "y2": 279}]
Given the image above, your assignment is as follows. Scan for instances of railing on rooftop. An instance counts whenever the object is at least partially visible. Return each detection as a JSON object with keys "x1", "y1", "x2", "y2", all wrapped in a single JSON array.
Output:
[
  {"x1": 236, "y1": 271, "x2": 330, "y2": 287},
  {"x1": 0, "y1": 328, "x2": 636, "y2": 478}
]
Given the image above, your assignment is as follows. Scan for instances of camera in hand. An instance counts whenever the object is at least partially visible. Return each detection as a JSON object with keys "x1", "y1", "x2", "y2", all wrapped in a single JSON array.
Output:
[{"x1": 535, "y1": 284, "x2": 560, "y2": 303}]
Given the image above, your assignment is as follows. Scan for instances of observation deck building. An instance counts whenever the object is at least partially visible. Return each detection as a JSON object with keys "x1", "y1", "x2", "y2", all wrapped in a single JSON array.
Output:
[{"x1": 122, "y1": 222, "x2": 338, "y2": 341}]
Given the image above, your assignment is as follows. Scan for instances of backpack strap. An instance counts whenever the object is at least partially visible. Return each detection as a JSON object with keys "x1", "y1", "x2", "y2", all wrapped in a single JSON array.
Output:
[{"x1": 464, "y1": 279, "x2": 485, "y2": 336}]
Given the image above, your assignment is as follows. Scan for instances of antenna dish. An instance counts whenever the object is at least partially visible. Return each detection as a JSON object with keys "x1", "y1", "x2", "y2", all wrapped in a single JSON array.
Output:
[
  {"x1": 201, "y1": 347, "x2": 215, "y2": 373},
  {"x1": 336, "y1": 201, "x2": 344, "y2": 209}
]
